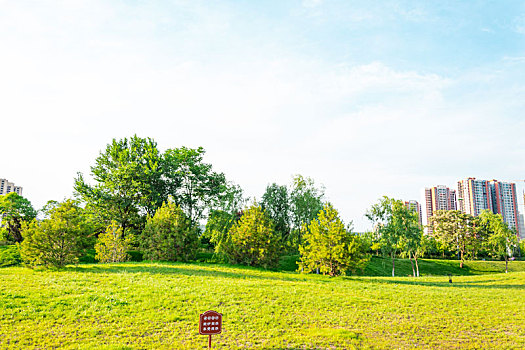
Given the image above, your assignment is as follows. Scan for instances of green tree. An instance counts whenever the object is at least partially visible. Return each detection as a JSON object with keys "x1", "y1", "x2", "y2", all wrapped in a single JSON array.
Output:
[
  {"x1": 19, "y1": 200, "x2": 93, "y2": 268},
  {"x1": 74, "y1": 135, "x2": 164, "y2": 236},
  {"x1": 299, "y1": 203, "x2": 369, "y2": 277},
  {"x1": 95, "y1": 223, "x2": 134, "y2": 263},
  {"x1": 162, "y1": 147, "x2": 227, "y2": 225},
  {"x1": 201, "y1": 182, "x2": 246, "y2": 250},
  {"x1": 0, "y1": 193, "x2": 37, "y2": 243},
  {"x1": 398, "y1": 205, "x2": 424, "y2": 277},
  {"x1": 261, "y1": 183, "x2": 291, "y2": 244},
  {"x1": 141, "y1": 201, "x2": 199, "y2": 261},
  {"x1": 219, "y1": 203, "x2": 281, "y2": 268},
  {"x1": 366, "y1": 197, "x2": 418, "y2": 277},
  {"x1": 289, "y1": 175, "x2": 324, "y2": 247},
  {"x1": 479, "y1": 210, "x2": 518, "y2": 273},
  {"x1": 429, "y1": 210, "x2": 485, "y2": 268}
]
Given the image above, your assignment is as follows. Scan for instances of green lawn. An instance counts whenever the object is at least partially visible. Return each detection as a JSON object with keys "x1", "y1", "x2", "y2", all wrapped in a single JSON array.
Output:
[
  {"x1": 1, "y1": 262, "x2": 524, "y2": 349},
  {"x1": 359, "y1": 256, "x2": 525, "y2": 276}
]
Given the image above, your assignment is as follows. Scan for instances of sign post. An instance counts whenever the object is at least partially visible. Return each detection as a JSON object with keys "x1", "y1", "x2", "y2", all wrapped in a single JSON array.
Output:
[{"x1": 199, "y1": 310, "x2": 222, "y2": 349}]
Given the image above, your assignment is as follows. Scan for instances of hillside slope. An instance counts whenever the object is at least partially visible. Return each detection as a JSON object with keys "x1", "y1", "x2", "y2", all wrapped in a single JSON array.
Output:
[{"x1": 1, "y1": 262, "x2": 524, "y2": 349}]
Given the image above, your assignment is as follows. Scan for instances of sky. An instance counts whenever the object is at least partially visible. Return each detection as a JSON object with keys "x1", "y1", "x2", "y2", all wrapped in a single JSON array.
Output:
[{"x1": 1, "y1": 0, "x2": 525, "y2": 231}]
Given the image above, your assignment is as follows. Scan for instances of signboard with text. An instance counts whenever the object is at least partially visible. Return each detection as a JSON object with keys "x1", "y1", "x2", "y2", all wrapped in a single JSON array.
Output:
[{"x1": 199, "y1": 310, "x2": 222, "y2": 335}]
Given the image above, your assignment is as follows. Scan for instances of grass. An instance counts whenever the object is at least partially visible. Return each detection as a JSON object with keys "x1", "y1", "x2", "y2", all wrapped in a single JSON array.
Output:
[
  {"x1": 277, "y1": 254, "x2": 525, "y2": 276},
  {"x1": 1, "y1": 261, "x2": 525, "y2": 349},
  {"x1": 360, "y1": 256, "x2": 525, "y2": 276}
]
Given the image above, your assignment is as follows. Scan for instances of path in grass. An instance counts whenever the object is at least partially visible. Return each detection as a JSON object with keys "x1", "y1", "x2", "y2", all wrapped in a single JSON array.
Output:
[{"x1": 1, "y1": 262, "x2": 524, "y2": 349}]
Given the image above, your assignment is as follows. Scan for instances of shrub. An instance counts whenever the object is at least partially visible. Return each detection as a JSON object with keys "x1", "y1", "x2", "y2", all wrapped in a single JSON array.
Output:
[
  {"x1": 95, "y1": 223, "x2": 134, "y2": 263},
  {"x1": 218, "y1": 203, "x2": 281, "y2": 268},
  {"x1": 141, "y1": 202, "x2": 199, "y2": 261},
  {"x1": 299, "y1": 203, "x2": 369, "y2": 276},
  {"x1": 19, "y1": 200, "x2": 93, "y2": 269},
  {"x1": 0, "y1": 245, "x2": 22, "y2": 267}
]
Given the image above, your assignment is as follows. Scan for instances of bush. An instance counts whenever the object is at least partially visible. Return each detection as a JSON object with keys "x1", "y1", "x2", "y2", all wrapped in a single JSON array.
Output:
[
  {"x1": 0, "y1": 245, "x2": 22, "y2": 267},
  {"x1": 218, "y1": 203, "x2": 281, "y2": 268},
  {"x1": 95, "y1": 223, "x2": 134, "y2": 263},
  {"x1": 141, "y1": 202, "x2": 199, "y2": 261},
  {"x1": 79, "y1": 249, "x2": 97, "y2": 264},
  {"x1": 128, "y1": 250, "x2": 143, "y2": 262},
  {"x1": 19, "y1": 200, "x2": 93, "y2": 269},
  {"x1": 278, "y1": 255, "x2": 300, "y2": 271},
  {"x1": 299, "y1": 203, "x2": 369, "y2": 276}
]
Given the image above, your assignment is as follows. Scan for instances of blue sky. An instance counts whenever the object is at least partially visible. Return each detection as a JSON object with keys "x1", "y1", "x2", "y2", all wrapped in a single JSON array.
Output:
[{"x1": 1, "y1": 1, "x2": 524, "y2": 230}]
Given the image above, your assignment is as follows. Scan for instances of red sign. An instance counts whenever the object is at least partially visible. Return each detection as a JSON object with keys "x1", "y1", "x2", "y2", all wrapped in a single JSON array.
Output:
[{"x1": 199, "y1": 310, "x2": 222, "y2": 335}]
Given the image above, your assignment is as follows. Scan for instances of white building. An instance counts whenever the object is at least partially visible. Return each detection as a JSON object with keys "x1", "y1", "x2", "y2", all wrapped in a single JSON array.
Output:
[{"x1": 0, "y1": 178, "x2": 23, "y2": 196}]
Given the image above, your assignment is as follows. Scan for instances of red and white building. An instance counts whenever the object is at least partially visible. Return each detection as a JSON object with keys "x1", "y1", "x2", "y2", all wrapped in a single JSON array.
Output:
[{"x1": 457, "y1": 177, "x2": 521, "y2": 238}]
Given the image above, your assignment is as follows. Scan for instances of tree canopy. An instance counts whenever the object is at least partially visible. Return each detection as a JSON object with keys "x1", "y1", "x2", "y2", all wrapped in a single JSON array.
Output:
[
  {"x1": 0, "y1": 193, "x2": 37, "y2": 243},
  {"x1": 479, "y1": 210, "x2": 518, "y2": 273},
  {"x1": 218, "y1": 203, "x2": 281, "y2": 268},
  {"x1": 299, "y1": 203, "x2": 369, "y2": 277},
  {"x1": 141, "y1": 201, "x2": 199, "y2": 262},
  {"x1": 429, "y1": 210, "x2": 487, "y2": 268},
  {"x1": 74, "y1": 136, "x2": 163, "y2": 235},
  {"x1": 75, "y1": 137, "x2": 229, "y2": 235},
  {"x1": 19, "y1": 200, "x2": 93, "y2": 268},
  {"x1": 366, "y1": 197, "x2": 421, "y2": 277}
]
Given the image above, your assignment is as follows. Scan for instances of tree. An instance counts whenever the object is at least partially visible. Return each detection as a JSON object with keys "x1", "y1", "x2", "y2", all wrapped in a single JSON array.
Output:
[
  {"x1": 218, "y1": 203, "x2": 281, "y2": 268},
  {"x1": 299, "y1": 203, "x2": 369, "y2": 277},
  {"x1": 141, "y1": 201, "x2": 199, "y2": 261},
  {"x1": 366, "y1": 197, "x2": 418, "y2": 277},
  {"x1": 479, "y1": 210, "x2": 518, "y2": 273},
  {"x1": 201, "y1": 182, "x2": 246, "y2": 250},
  {"x1": 429, "y1": 210, "x2": 486, "y2": 268},
  {"x1": 74, "y1": 136, "x2": 164, "y2": 236},
  {"x1": 19, "y1": 200, "x2": 93, "y2": 268},
  {"x1": 0, "y1": 193, "x2": 37, "y2": 243},
  {"x1": 162, "y1": 147, "x2": 227, "y2": 225},
  {"x1": 203, "y1": 209, "x2": 239, "y2": 253},
  {"x1": 289, "y1": 175, "x2": 324, "y2": 247},
  {"x1": 261, "y1": 183, "x2": 291, "y2": 244},
  {"x1": 95, "y1": 223, "x2": 134, "y2": 263},
  {"x1": 398, "y1": 205, "x2": 424, "y2": 277}
]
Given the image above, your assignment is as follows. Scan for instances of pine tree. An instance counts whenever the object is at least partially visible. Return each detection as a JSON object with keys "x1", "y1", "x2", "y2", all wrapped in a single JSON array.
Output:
[{"x1": 299, "y1": 203, "x2": 369, "y2": 277}]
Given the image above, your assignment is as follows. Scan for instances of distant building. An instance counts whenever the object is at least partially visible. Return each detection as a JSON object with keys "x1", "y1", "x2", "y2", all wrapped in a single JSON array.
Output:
[
  {"x1": 457, "y1": 177, "x2": 521, "y2": 238},
  {"x1": 518, "y1": 213, "x2": 525, "y2": 241},
  {"x1": 404, "y1": 200, "x2": 422, "y2": 226},
  {"x1": 457, "y1": 178, "x2": 492, "y2": 216},
  {"x1": 424, "y1": 185, "x2": 457, "y2": 233},
  {"x1": 0, "y1": 178, "x2": 23, "y2": 196}
]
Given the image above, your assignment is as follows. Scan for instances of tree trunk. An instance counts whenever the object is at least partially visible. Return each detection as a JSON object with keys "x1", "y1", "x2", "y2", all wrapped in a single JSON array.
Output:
[
  {"x1": 415, "y1": 255, "x2": 420, "y2": 277},
  {"x1": 505, "y1": 256, "x2": 508, "y2": 273},
  {"x1": 409, "y1": 252, "x2": 415, "y2": 277},
  {"x1": 460, "y1": 249, "x2": 464, "y2": 268},
  {"x1": 392, "y1": 252, "x2": 395, "y2": 277}
]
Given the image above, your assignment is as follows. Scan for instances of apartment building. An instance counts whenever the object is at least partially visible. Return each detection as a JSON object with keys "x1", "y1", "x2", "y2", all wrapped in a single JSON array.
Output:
[
  {"x1": 457, "y1": 177, "x2": 521, "y2": 238},
  {"x1": 0, "y1": 178, "x2": 23, "y2": 196},
  {"x1": 423, "y1": 185, "x2": 457, "y2": 232},
  {"x1": 404, "y1": 200, "x2": 422, "y2": 226}
]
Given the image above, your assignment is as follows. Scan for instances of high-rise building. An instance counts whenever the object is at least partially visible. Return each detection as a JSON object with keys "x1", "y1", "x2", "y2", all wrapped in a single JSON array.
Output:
[
  {"x1": 457, "y1": 178, "x2": 492, "y2": 216},
  {"x1": 0, "y1": 178, "x2": 23, "y2": 196},
  {"x1": 423, "y1": 185, "x2": 457, "y2": 232},
  {"x1": 489, "y1": 180, "x2": 520, "y2": 237},
  {"x1": 404, "y1": 200, "x2": 422, "y2": 225},
  {"x1": 457, "y1": 178, "x2": 521, "y2": 238}
]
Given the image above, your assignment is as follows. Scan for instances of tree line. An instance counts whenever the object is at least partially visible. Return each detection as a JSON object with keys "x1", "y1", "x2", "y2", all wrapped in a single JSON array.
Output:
[
  {"x1": 0, "y1": 136, "x2": 368, "y2": 276},
  {"x1": 365, "y1": 196, "x2": 520, "y2": 276},
  {"x1": 0, "y1": 136, "x2": 520, "y2": 276}
]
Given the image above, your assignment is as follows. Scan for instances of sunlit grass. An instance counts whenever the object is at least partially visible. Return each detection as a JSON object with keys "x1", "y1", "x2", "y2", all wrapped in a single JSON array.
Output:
[{"x1": 1, "y1": 262, "x2": 524, "y2": 349}]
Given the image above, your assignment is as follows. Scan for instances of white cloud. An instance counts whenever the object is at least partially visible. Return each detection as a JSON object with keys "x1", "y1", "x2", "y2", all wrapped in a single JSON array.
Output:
[{"x1": 0, "y1": 1, "x2": 524, "y2": 231}]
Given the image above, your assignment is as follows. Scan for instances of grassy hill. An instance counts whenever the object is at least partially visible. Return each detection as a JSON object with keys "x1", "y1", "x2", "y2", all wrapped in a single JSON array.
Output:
[
  {"x1": 278, "y1": 254, "x2": 525, "y2": 276},
  {"x1": 1, "y1": 262, "x2": 525, "y2": 349}
]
